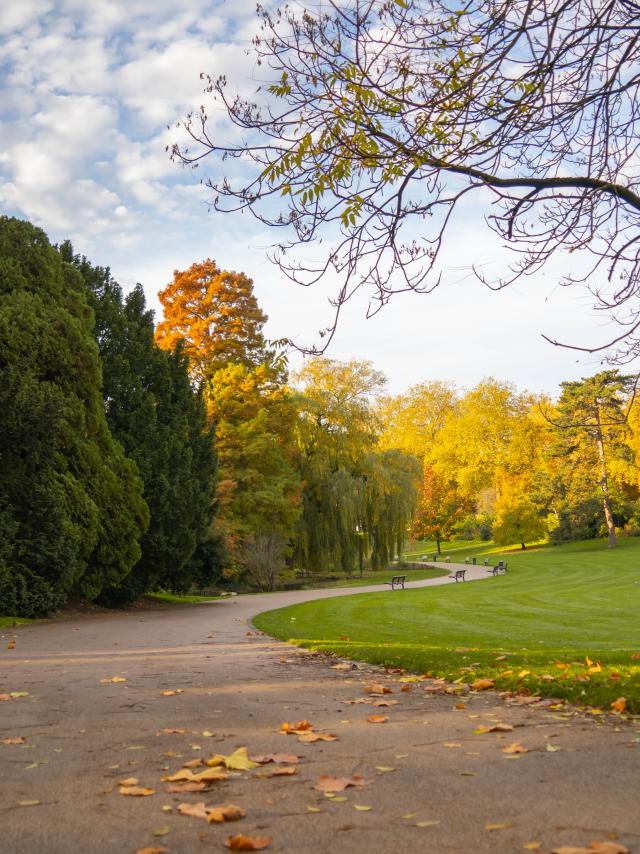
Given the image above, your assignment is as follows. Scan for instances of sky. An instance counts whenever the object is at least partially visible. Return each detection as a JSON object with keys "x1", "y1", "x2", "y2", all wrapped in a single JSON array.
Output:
[{"x1": 0, "y1": 0, "x2": 616, "y2": 396}]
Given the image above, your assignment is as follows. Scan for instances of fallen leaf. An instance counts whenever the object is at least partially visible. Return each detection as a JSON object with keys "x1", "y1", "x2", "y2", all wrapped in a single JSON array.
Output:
[
  {"x1": 313, "y1": 774, "x2": 371, "y2": 793},
  {"x1": 353, "y1": 805, "x2": 372, "y2": 811},
  {"x1": 158, "y1": 727, "x2": 187, "y2": 735},
  {"x1": 366, "y1": 714, "x2": 389, "y2": 724},
  {"x1": 202, "y1": 730, "x2": 215, "y2": 737},
  {"x1": 135, "y1": 848, "x2": 169, "y2": 854},
  {"x1": 2, "y1": 737, "x2": 25, "y2": 744},
  {"x1": 401, "y1": 813, "x2": 417, "y2": 819},
  {"x1": 502, "y1": 742, "x2": 528, "y2": 754},
  {"x1": 118, "y1": 776, "x2": 139, "y2": 786},
  {"x1": 281, "y1": 720, "x2": 313, "y2": 734},
  {"x1": 364, "y1": 684, "x2": 393, "y2": 695},
  {"x1": 475, "y1": 723, "x2": 513, "y2": 734},
  {"x1": 372, "y1": 699, "x2": 399, "y2": 707},
  {"x1": 166, "y1": 782, "x2": 209, "y2": 793},
  {"x1": 250, "y1": 753, "x2": 300, "y2": 765},
  {"x1": 523, "y1": 843, "x2": 542, "y2": 851},
  {"x1": 7, "y1": 641, "x2": 16, "y2": 650},
  {"x1": 552, "y1": 846, "x2": 629, "y2": 854},
  {"x1": 611, "y1": 697, "x2": 627, "y2": 714},
  {"x1": 518, "y1": 670, "x2": 531, "y2": 679},
  {"x1": 485, "y1": 822, "x2": 513, "y2": 831},
  {"x1": 183, "y1": 758, "x2": 204, "y2": 769},
  {"x1": 400, "y1": 685, "x2": 413, "y2": 693},
  {"x1": 152, "y1": 826, "x2": 171, "y2": 837},
  {"x1": 225, "y1": 834, "x2": 271, "y2": 850},
  {"x1": 119, "y1": 786, "x2": 155, "y2": 796},
  {"x1": 444, "y1": 742, "x2": 462, "y2": 748},
  {"x1": 161, "y1": 689, "x2": 184, "y2": 696},
  {"x1": 375, "y1": 766, "x2": 395, "y2": 772},
  {"x1": 17, "y1": 800, "x2": 40, "y2": 807},
  {"x1": 100, "y1": 676, "x2": 127, "y2": 683},
  {"x1": 206, "y1": 747, "x2": 259, "y2": 771},
  {"x1": 296, "y1": 731, "x2": 337, "y2": 743},
  {"x1": 255, "y1": 765, "x2": 297, "y2": 778},
  {"x1": 546, "y1": 743, "x2": 561, "y2": 752},
  {"x1": 305, "y1": 805, "x2": 322, "y2": 812},
  {"x1": 470, "y1": 679, "x2": 495, "y2": 691},
  {"x1": 416, "y1": 820, "x2": 439, "y2": 827},
  {"x1": 164, "y1": 767, "x2": 227, "y2": 783}
]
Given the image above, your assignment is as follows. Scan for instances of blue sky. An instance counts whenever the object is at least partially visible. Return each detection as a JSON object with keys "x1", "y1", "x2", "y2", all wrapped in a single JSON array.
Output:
[{"x1": 0, "y1": 0, "x2": 612, "y2": 395}]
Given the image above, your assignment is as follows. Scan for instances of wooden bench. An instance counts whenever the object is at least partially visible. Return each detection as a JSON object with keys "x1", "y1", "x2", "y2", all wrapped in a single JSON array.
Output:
[
  {"x1": 385, "y1": 575, "x2": 406, "y2": 590},
  {"x1": 451, "y1": 569, "x2": 466, "y2": 582},
  {"x1": 487, "y1": 561, "x2": 508, "y2": 576}
]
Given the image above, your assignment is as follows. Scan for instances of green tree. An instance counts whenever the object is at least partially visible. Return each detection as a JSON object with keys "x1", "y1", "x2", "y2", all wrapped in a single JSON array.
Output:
[
  {"x1": 65, "y1": 249, "x2": 219, "y2": 601},
  {"x1": 547, "y1": 371, "x2": 637, "y2": 548},
  {"x1": 493, "y1": 498, "x2": 546, "y2": 550},
  {"x1": 0, "y1": 218, "x2": 148, "y2": 616}
]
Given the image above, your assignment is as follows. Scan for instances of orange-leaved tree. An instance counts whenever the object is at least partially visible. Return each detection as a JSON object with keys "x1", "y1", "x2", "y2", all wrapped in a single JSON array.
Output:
[{"x1": 155, "y1": 259, "x2": 268, "y2": 383}]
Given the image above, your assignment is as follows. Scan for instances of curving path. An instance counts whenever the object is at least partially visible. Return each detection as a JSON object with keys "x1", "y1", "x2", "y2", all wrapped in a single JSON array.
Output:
[{"x1": 0, "y1": 567, "x2": 638, "y2": 854}]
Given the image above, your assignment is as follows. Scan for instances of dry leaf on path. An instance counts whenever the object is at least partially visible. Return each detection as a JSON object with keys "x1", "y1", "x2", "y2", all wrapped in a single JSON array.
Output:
[
  {"x1": 118, "y1": 777, "x2": 139, "y2": 786},
  {"x1": 485, "y1": 822, "x2": 513, "y2": 830},
  {"x1": 297, "y1": 731, "x2": 337, "y2": 743},
  {"x1": 2, "y1": 737, "x2": 25, "y2": 744},
  {"x1": 281, "y1": 720, "x2": 313, "y2": 734},
  {"x1": 164, "y1": 767, "x2": 227, "y2": 784},
  {"x1": 364, "y1": 684, "x2": 393, "y2": 695},
  {"x1": 373, "y1": 699, "x2": 399, "y2": 707},
  {"x1": 367, "y1": 714, "x2": 389, "y2": 724},
  {"x1": 313, "y1": 774, "x2": 372, "y2": 793},
  {"x1": 160, "y1": 689, "x2": 184, "y2": 696},
  {"x1": 249, "y1": 753, "x2": 300, "y2": 765},
  {"x1": 119, "y1": 785, "x2": 155, "y2": 796},
  {"x1": 475, "y1": 723, "x2": 513, "y2": 734},
  {"x1": 611, "y1": 698, "x2": 627, "y2": 713},
  {"x1": 470, "y1": 679, "x2": 495, "y2": 691},
  {"x1": 135, "y1": 847, "x2": 169, "y2": 854},
  {"x1": 502, "y1": 743, "x2": 528, "y2": 754},
  {"x1": 167, "y1": 782, "x2": 209, "y2": 793},
  {"x1": 178, "y1": 801, "x2": 245, "y2": 824},
  {"x1": 255, "y1": 766, "x2": 297, "y2": 778},
  {"x1": 7, "y1": 641, "x2": 16, "y2": 650},
  {"x1": 182, "y1": 759, "x2": 204, "y2": 769},
  {"x1": 226, "y1": 834, "x2": 271, "y2": 850},
  {"x1": 206, "y1": 747, "x2": 259, "y2": 771},
  {"x1": 158, "y1": 727, "x2": 187, "y2": 735},
  {"x1": 551, "y1": 844, "x2": 629, "y2": 854},
  {"x1": 523, "y1": 843, "x2": 542, "y2": 851},
  {"x1": 100, "y1": 676, "x2": 127, "y2": 683}
]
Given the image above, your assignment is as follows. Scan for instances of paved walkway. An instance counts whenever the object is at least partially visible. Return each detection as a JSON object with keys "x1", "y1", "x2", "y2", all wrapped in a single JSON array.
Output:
[{"x1": 1, "y1": 567, "x2": 638, "y2": 853}]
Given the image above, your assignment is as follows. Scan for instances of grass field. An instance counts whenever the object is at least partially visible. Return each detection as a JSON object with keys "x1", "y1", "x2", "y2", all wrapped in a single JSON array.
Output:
[
  {"x1": 254, "y1": 537, "x2": 640, "y2": 713},
  {"x1": 292, "y1": 566, "x2": 449, "y2": 589},
  {"x1": 0, "y1": 616, "x2": 29, "y2": 628}
]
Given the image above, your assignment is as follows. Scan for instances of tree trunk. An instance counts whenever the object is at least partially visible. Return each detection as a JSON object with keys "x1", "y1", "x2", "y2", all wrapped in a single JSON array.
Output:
[
  {"x1": 436, "y1": 534, "x2": 441, "y2": 554},
  {"x1": 521, "y1": 540, "x2": 526, "y2": 550},
  {"x1": 595, "y1": 409, "x2": 616, "y2": 548}
]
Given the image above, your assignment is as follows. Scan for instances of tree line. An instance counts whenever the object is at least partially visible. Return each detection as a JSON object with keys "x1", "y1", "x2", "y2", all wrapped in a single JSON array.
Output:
[{"x1": 2, "y1": 216, "x2": 637, "y2": 617}]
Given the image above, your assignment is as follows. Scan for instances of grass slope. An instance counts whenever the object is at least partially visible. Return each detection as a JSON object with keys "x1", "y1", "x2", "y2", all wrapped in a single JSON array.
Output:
[{"x1": 254, "y1": 537, "x2": 640, "y2": 713}]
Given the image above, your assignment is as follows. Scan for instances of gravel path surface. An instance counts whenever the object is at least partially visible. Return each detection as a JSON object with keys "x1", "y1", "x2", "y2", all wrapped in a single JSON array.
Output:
[{"x1": 1, "y1": 566, "x2": 638, "y2": 854}]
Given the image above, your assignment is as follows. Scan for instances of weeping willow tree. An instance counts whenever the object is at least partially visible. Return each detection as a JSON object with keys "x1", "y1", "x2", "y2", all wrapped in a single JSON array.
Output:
[{"x1": 293, "y1": 359, "x2": 419, "y2": 574}]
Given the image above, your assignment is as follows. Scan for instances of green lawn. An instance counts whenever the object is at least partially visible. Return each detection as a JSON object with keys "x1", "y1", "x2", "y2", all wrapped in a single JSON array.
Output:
[
  {"x1": 292, "y1": 566, "x2": 449, "y2": 589},
  {"x1": 254, "y1": 537, "x2": 640, "y2": 713},
  {"x1": 0, "y1": 616, "x2": 30, "y2": 628}
]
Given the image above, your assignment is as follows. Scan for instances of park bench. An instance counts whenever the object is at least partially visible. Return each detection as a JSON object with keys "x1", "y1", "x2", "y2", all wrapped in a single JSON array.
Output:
[
  {"x1": 444, "y1": 555, "x2": 451, "y2": 563},
  {"x1": 487, "y1": 561, "x2": 508, "y2": 576},
  {"x1": 385, "y1": 575, "x2": 406, "y2": 590},
  {"x1": 451, "y1": 569, "x2": 466, "y2": 582}
]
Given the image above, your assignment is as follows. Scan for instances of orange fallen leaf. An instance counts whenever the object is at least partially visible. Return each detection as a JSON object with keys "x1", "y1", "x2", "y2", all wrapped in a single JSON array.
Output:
[
  {"x1": 281, "y1": 720, "x2": 313, "y2": 734},
  {"x1": 2, "y1": 736, "x2": 25, "y2": 744},
  {"x1": 166, "y1": 782, "x2": 209, "y2": 793},
  {"x1": 373, "y1": 699, "x2": 399, "y2": 707},
  {"x1": 523, "y1": 843, "x2": 542, "y2": 851},
  {"x1": 470, "y1": 679, "x2": 494, "y2": 691},
  {"x1": 100, "y1": 676, "x2": 127, "y2": 683},
  {"x1": 158, "y1": 727, "x2": 187, "y2": 735},
  {"x1": 119, "y1": 785, "x2": 155, "y2": 796},
  {"x1": 118, "y1": 776, "x2": 139, "y2": 786},
  {"x1": 502, "y1": 742, "x2": 528, "y2": 754},
  {"x1": 552, "y1": 846, "x2": 629, "y2": 854},
  {"x1": 364, "y1": 684, "x2": 393, "y2": 695},
  {"x1": 161, "y1": 689, "x2": 184, "y2": 696},
  {"x1": 164, "y1": 767, "x2": 227, "y2": 783},
  {"x1": 313, "y1": 774, "x2": 371, "y2": 793},
  {"x1": 296, "y1": 731, "x2": 337, "y2": 743},
  {"x1": 475, "y1": 723, "x2": 513, "y2": 734},
  {"x1": 255, "y1": 765, "x2": 297, "y2": 778},
  {"x1": 400, "y1": 685, "x2": 413, "y2": 692},
  {"x1": 367, "y1": 714, "x2": 389, "y2": 724},
  {"x1": 485, "y1": 822, "x2": 512, "y2": 831},
  {"x1": 444, "y1": 742, "x2": 462, "y2": 748},
  {"x1": 182, "y1": 759, "x2": 204, "y2": 769},
  {"x1": 178, "y1": 802, "x2": 245, "y2": 823},
  {"x1": 135, "y1": 847, "x2": 169, "y2": 854},
  {"x1": 225, "y1": 834, "x2": 271, "y2": 851},
  {"x1": 7, "y1": 641, "x2": 16, "y2": 650},
  {"x1": 611, "y1": 697, "x2": 627, "y2": 714}
]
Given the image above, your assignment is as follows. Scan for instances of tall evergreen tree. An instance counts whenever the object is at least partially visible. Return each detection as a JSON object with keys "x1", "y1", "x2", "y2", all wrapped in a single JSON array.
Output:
[
  {"x1": 0, "y1": 218, "x2": 148, "y2": 616},
  {"x1": 64, "y1": 249, "x2": 220, "y2": 601}
]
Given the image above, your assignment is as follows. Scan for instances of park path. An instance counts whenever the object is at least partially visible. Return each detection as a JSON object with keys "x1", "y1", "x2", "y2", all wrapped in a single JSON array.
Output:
[{"x1": 0, "y1": 566, "x2": 638, "y2": 854}]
